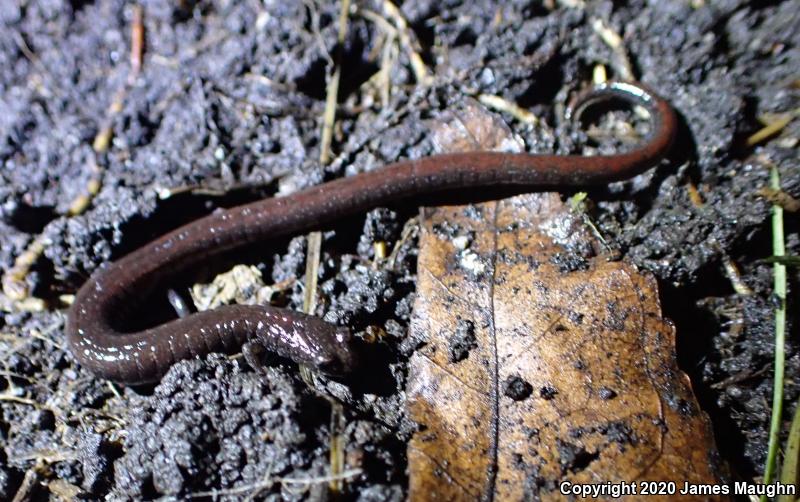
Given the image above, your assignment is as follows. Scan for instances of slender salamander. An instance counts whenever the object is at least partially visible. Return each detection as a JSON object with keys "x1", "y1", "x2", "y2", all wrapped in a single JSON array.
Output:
[{"x1": 66, "y1": 81, "x2": 678, "y2": 384}]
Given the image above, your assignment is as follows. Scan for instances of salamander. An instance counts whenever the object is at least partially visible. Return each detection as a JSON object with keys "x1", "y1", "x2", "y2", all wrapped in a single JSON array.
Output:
[{"x1": 66, "y1": 81, "x2": 678, "y2": 384}]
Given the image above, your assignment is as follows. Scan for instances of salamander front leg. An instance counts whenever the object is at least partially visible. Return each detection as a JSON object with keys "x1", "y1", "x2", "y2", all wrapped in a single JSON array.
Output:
[{"x1": 242, "y1": 341, "x2": 271, "y2": 373}]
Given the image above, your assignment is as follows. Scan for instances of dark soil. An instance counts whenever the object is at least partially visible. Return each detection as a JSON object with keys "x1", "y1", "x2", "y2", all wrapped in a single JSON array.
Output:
[{"x1": 1, "y1": 0, "x2": 798, "y2": 500}]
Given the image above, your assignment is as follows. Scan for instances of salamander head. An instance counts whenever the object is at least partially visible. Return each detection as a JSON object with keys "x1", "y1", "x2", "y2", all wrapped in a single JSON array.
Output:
[{"x1": 314, "y1": 327, "x2": 359, "y2": 377}]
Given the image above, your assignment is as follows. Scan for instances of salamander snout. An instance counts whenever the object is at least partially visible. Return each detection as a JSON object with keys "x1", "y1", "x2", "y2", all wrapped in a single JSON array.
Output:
[{"x1": 315, "y1": 327, "x2": 359, "y2": 376}]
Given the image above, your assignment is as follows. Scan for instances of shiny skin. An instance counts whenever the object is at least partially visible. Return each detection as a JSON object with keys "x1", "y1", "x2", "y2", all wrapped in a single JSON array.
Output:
[{"x1": 66, "y1": 81, "x2": 678, "y2": 384}]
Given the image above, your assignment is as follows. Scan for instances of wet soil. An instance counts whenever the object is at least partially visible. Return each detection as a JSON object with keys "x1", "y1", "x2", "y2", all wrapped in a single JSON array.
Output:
[{"x1": 1, "y1": 0, "x2": 798, "y2": 499}]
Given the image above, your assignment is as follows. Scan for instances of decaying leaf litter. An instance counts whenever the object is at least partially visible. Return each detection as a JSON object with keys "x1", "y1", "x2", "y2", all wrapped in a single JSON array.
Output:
[
  {"x1": 0, "y1": 0, "x2": 798, "y2": 500},
  {"x1": 406, "y1": 100, "x2": 724, "y2": 500}
]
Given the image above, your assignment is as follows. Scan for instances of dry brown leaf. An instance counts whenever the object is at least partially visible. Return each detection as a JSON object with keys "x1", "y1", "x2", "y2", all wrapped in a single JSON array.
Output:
[{"x1": 405, "y1": 101, "x2": 725, "y2": 501}]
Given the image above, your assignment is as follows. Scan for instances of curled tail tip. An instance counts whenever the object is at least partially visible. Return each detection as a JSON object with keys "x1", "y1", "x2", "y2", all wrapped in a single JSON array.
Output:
[{"x1": 566, "y1": 80, "x2": 668, "y2": 122}]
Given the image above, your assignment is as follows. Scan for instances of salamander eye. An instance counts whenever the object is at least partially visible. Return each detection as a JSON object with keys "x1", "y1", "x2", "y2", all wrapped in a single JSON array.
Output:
[
  {"x1": 334, "y1": 328, "x2": 352, "y2": 345},
  {"x1": 316, "y1": 354, "x2": 345, "y2": 376}
]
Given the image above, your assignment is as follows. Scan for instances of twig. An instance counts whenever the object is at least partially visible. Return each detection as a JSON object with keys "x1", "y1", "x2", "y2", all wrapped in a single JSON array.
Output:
[
  {"x1": 187, "y1": 479, "x2": 275, "y2": 499},
  {"x1": 757, "y1": 186, "x2": 800, "y2": 212},
  {"x1": 84, "y1": 4, "x2": 145, "y2": 196},
  {"x1": 302, "y1": 0, "x2": 351, "y2": 335},
  {"x1": 568, "y1": 192, "x2": 610, "y2": 249},
  {"x1": 4, "y1": 4, "x2": 146, "y2": 302},
  {"x1": 357, "y1": 8, "x2": 399, "y2": 107},
  {"x1": 11, "y1": 462, "x2": 41, "y2": 502},
  {"x1": 328, "y1": 401, "x2": 346, "y2": 492},
  {"x1": 478, "y1": 94, "x2": 539, "y2": 125},
  {"x1": 308, "y1": 2, "x2": 353, "y2": 495},
  {"x1": 11, "y1": 452, "x2": 81, "y2": 502},
  {"x1": 47, "y1": 479, "x2": 84, "y2": 501},
  {"x1": 0, "y1": 371, "x2": 37, "y2": 384},
  {"x1": 686, "y1": 182, "x2": 705, "y2": 208},
  {"x1": 0, "y1": 394, "x2": 39, "y2": 407},
  {"x1": 302, "y1": 0, "x2": 350, "y2": 322},
  {"x1": 2, "y1": 235, "x2": 46, "y2": 301},
  {"x1": 706, "y1": 234, "x2": 754, "y2": 296},
  {"x1": 12, "y1": 31, "x2": 57, "y2": 98},
  {"x1": 71, "y1": 407, "x2": 126, "y2": 428},
  {"x1": 765, "y1": 256, "x2": 800, "y2": 267},
  {"x1": 16, "y1": 450, "x2": 77, "y2": 465},
  {"x1": 747, "y1": 108, "x2": 799, "y2": 147},
  {"x1": 106, "y1": 381, "x2": 122, "y2": 400},
  {"x1": 373, "y1": 241, "x2": 388, "y2": 264},
  {"x1": 380, "y1": 0, "x2": 432, "y2": 85},
  {"x1": 591, "y1": 18, "x2": 634, "y2": 80},
  {"x1": 129, "y1": 4, "x2": 144, "y2": 82},
  {"x1": 593, "y1": 64, "x2": 608, "y2": 84},
  {"x1": 282, "y1": 468, "x2": 361, "y2": 485},
  {"x1": 91, "y1": 4, "x2": 144, "y2": 154},
  {"x1": 557, "y1": 0, "x2": 586, "y2": 8},
  {"x1": 376, "y1": 31, "x2": 398, "y2": 106},
  {"x1": 303, "y1": 0, "x2": 351, "y2": 332},
  {"x1": 709, "y1": 362, "x2": 770, "y2": 389},
  {"x1": 358, "y1": 8, "x2": 397, "y2": 36},
  {"x1": 387, "y1": 217, "x2": 419, "y2": 271},
  {"x1": 722, "y1": 255, "x2": 753, "y2": 296},
  {"x1": 302, "y1": 232, "x2": 323, "y2": 318},
  {"x1": 29, "y1": 327, "x2": 65, "y2": 351},
  {"x1": 0, "y1": 295, "x2": 46, "y2": 313},
  {"x1": 66, "y1": 164, "x2": 102, "y2": 215},
  {"x1": 319, "y1": 0, "x2": 350, "y2": 165},
  {"x1": 185, "y1": 468, "x2": 361, "y2": 499}
]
